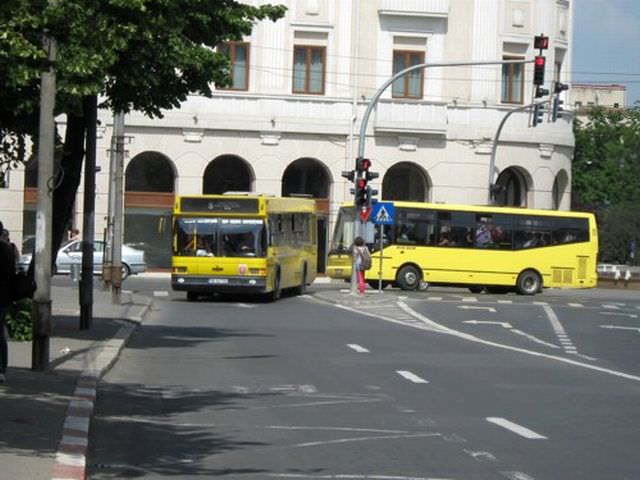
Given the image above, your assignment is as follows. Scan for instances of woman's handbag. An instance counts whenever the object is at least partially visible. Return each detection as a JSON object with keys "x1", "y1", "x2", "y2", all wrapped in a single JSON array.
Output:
[{"x1": 12, "y1": 272, "x2": 36, "y2": 301}]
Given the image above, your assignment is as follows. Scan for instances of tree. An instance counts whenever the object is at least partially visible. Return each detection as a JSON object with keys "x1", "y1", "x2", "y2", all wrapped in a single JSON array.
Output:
[
  {"x1": 0, "y1": 0, "x2": 286, "y2": 264},
  {"x1": 572, "y1": 106, "x2": 640, "y2": 264}
]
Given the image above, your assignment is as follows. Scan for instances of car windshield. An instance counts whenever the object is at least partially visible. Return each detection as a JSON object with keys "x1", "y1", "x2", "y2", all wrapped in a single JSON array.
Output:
[{"x1": 174, "y1": 217, "x2": 266, "y2": 257}]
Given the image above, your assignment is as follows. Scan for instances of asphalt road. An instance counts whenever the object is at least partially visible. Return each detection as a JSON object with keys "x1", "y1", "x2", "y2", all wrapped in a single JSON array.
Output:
[{"x1": 84, "y1": 277, "x2": 640, "y2": 480}]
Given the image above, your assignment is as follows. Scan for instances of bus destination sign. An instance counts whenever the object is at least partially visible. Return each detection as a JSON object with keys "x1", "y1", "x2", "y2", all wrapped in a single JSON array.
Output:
[{"x1": 181, "y1": 197, "x2": 259, "y2": 214}]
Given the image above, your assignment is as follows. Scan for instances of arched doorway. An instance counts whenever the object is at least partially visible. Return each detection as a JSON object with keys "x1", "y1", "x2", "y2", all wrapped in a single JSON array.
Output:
[
  {"x1": 203, "y1": 155, "x2": 253, "y2": 194},
  {"x1": 125, "y1": 152, "x2": 176, "y2": 269},
  {"x1": 382, "y1": 162, "x2": 430, "y2": 201},
  {"x1": 494, "y1": 167, "x2": 529, "y2": 207},
  {"x1": 282, "y1": 157, "x2": 332, "y2": 272},
  {"x1": 552, "y1": 170, "x2": 569, "y2": 210}
]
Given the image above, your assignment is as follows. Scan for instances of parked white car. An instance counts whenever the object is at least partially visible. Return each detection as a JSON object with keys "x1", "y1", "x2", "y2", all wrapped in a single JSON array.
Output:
[{"x1": 18, "y1": 239, "x2": 146, "y2": 280}]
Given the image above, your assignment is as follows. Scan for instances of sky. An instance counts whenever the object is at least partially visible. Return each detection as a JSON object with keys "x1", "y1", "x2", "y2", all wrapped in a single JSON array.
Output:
[{"x1": 572, "y1": 0, "x2": 640, "y2": 106}]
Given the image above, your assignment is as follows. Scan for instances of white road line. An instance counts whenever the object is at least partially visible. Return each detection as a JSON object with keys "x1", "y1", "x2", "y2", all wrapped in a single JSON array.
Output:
[
  {"x1": 543, "y1": 305, "x2": 578, "y2": 355},
  {"x1": 396, "y1": 370, "x2": 429, "y2": 384},
  {"x1": 510, "y1": 329, "x2": 560, "y2": 349},
  {"x1": 427, "y1": 297, "x2": 442, "y2": 301},
  {"x1": 600, "y1": 311, "x2": 638, "y2": 319},
  {"x1": 568, "y1": 303, "x2": 584, "y2": 308},
  {"x1": 336, "y1": 301, "x2": 640, "y2": 382},
  {"x1": 347, "y1": 344, "x2": 370, "y2": 353},
  {"x1": 458, "y1": 305, "x2": 496, "y2": 312},
  {"x1": 497, "y1": 299, "x2": 513, "y2": 304},
  {"x1": 602, "y1": 304, "x2": 621, "y2": 309},
  {"x1": 486, "y1": 417, "x2": 547, "y2": 439},
  {"x1": 463, "y1": 320, "x2": 512, "y2": 328},
  {"x1": 462, "y1": 297, "x2": 478, "y2": 302},
  {"x1": 153, "y1": 290, "x2": 169, "y2": 297},
  {"x1": 600, "y1": 325, "x2": 640, "y2": 334}
]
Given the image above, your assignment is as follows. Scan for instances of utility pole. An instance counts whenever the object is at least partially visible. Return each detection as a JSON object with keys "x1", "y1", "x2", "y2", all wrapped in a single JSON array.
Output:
[
  {"x1": 79, "y1": 95, "x2": 97, "y2": 329},
  {"x1": 111, "y1": 112, "x2": 125, "y2": 303},
  {"x1": 31, "y1": 12, "x2": 57, "y2": 371}
]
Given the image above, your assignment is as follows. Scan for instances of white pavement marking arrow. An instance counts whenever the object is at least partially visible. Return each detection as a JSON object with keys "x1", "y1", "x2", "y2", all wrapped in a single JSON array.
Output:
[
  {"x1": 458, "y1": 305, "x2": 496, "y2": 312},
  {"x1": 600, "y1": 312, "x2": 638, "y2": 318},
  {"x1": 463, "y1": 320, "x2": 512, "y2": 328},
  {"x1": 600, "y1": 325, "x2": 640, "y2": 334}
]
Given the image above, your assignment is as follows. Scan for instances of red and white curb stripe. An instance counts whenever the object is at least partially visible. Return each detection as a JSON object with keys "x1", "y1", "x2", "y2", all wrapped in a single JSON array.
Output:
[{"x1": 52, "y1": 374, "x2": 98, "y2": 480}]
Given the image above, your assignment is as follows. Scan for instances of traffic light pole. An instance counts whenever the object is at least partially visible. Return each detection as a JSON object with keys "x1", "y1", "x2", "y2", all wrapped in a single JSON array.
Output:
[{"x1": 350, "y1": 59, "x2": 532, "y2": 294}]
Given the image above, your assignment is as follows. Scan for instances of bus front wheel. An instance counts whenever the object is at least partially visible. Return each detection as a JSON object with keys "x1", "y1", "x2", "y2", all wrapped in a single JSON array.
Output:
[
  {"x1": 397, "y1": 265, "x2": 421, "y2": 291},
  {"x1": 516, "y1": 269, "x2": 541, "y2": 295}
]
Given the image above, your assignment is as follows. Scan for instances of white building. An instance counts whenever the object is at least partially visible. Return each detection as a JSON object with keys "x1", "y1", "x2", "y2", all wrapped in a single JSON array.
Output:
[
  {"x1": 570, "y1": 83, "x2": 626, "y2": 111},
  {"x1": 2, "y1": 0, "x2": 574, "y2": 270}
]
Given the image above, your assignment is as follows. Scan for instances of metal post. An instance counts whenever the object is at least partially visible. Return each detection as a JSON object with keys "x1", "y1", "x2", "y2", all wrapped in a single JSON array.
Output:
[
  {"x1": 31, "y1": 21, "x2": 57, "y2": 371},
  {"x1": 79, "y1": 95, "x2": 97, "y2": 329},
  {"x1": 377, "y1": 223, "x2": 383, "y2": 292},
  {"x1": 111, "y1": 112, "x2": 125, "y2": 303}
]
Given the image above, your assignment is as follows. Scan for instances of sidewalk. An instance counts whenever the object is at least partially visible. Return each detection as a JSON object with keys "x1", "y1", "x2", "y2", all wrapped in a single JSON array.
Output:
[{"x1": 0, "y1": 284, "x2": 152, "y2": 480}]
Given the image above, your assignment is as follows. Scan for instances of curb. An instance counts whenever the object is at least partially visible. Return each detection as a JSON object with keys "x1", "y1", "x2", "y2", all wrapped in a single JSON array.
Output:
[{"x1": 51, "y1": 296, "x2": 152, "y2": 480}]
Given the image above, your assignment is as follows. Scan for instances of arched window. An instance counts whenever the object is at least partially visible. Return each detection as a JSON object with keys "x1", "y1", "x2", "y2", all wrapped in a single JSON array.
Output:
[
  {"x1": 203, "y1": 155, "x2": 253, "y2": 194},
  {"x1": 382, "y1": 162, "x2": 429, "y2": 202}
]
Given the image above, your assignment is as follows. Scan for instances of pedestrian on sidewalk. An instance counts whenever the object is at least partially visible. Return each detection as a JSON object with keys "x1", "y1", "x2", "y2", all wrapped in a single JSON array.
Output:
[
  {"x1": 352, "y1": 236, "x2": 371, "y2": 295},
  {"x1": 0, "y1": 220, "x2": 17, "y2": 383},
  {"x1": 624, "y1": 269, "x2": 631, "y2": 287}
]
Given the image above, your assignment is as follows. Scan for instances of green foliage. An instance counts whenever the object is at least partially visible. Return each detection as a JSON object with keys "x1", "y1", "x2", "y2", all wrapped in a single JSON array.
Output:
[
  {"x1": 5, "y1": 299, "x2": 33, "y2": 342},
  {"x1": 573, "y1": 107, "x2": 640, "y2": 264},
  {"x1": 0, "y1": 0, "x2": 287, "y2": 164}
]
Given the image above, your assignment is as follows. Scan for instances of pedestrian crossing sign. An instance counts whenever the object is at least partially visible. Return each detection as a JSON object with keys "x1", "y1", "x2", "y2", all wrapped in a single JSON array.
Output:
[{"x1": 371, "y1": 202, "x2": 394, "y2": 225}]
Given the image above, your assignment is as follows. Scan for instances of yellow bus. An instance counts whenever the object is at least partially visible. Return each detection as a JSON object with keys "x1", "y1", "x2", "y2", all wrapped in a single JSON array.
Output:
[
  {"x1": 327, "y1": 201, "x2": 598, "y2": 295},
  {"x1": 172, "y1": 194, "x2": 317, "y2": 301}
]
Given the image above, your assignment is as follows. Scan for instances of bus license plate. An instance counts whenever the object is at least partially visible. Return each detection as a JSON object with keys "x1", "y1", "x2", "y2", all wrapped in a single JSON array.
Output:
[{"x1": 209, "y1": 278, "x2": 229, "y2": 284}]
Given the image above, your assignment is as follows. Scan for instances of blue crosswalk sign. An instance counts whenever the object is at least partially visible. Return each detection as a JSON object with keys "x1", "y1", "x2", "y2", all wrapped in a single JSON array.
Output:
[{"x1": 371, "y1": 202, "x2": 394, "y2": 225}]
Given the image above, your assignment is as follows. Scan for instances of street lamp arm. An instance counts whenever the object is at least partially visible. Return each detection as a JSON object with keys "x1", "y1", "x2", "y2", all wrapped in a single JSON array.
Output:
[{"x1": 357, "y1": 59, "x2": 533, "y2": 159}]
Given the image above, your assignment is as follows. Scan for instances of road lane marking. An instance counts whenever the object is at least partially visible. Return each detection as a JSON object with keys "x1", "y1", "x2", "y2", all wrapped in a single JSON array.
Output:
[
  {"x1": 153, "y1": 290, "x2": 169, "y2": 297},
  {"x1": 464, "y1": 320, "x2": 511, "y2": 328},
  {"x1": 510, "y1": 329, "x2": 560, "y2": 348},
  {"x1": 600, "y1": 311, "x2": 638, "y2": 319},
  {"x1": 458, "y1": 305, "x2": 496, "y2": 312},
  {"x1": 568, "y1": 303, "x2": 583, "y2": 308},
  {"x1": 497, "y1": 299, "x2": 512, "y2": 304},
  {"x1": 600, "y1": 325, "x2": 640, "y2": 334},
  {"x1": 462, "y1": 297, "x2": 478, "y2": 302},
  {"x1": 396, "y1": 370, "x2": 429, "y2": 384},
  {"x1": 486, "y1": 417, "x2": 547, "y2": 439},
  {"x1": 602, "y1": 304, "x2": 621, "y2": 309},
  {"x1": 347, "y1": 344, "x2": 370, "y2": 353},
  {"x1": 332, "y1": 301, "x2": 640, "y2": 382},
  {"x1": 543, "y1": 305, "x2": 578, "y2": 355}
]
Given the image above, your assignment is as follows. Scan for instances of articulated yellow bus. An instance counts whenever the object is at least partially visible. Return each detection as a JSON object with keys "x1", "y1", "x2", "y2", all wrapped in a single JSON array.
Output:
[
  {"x1": 327, "y1": 201, "x2": 598, "y2": 295},
  {"x1": 172, "y1": 194, "x2": 317, "y2": 301}
]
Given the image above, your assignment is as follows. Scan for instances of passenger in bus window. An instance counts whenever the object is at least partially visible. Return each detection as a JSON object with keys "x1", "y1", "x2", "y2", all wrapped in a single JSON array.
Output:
[
  {"x1": 475, "y1": 219, "x2": 493, "y2": 247},
  {"x1": 236, "y1": 233, "x2": 255, "y2": 255},
  {"x1": 437, "y1": 231, "x2": 450, "y2": 246},
  {"x1": 196, "y1": 237, "x2": 213, "y2": 256}
]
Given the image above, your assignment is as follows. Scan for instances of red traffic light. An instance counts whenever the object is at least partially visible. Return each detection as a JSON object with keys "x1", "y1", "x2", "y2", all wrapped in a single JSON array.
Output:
[
  {"x1": 534, "y1": 35, "x2": 549, "y2": 50},
  {"x1": 357, "y1": 157, "x2": 372, "y2": 171},
  {"x1": 357, "y1": 178, "x2": 366, "y2": 189},
  {"x1": 533, "y1": 56, "x2": 545, "y2": 86}
]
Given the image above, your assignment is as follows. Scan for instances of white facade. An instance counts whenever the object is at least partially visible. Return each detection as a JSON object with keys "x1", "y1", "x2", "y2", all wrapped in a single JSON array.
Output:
[{"x1": 1, "y1": 0, "x2": 575, "y2": 269}]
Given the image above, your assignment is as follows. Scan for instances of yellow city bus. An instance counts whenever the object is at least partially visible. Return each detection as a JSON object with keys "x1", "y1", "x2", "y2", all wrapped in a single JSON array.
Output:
[
  {"x1": 326, "y1": 201, "x2": 598, "y2": 295},
  {"x1": 172, "y1": 194, "x2": 317, "y2": 301}
]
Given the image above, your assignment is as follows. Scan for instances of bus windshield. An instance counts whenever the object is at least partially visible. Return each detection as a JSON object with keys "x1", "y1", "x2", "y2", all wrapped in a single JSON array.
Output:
[
  {"x1": 330, "y1": 207, "x2": 355, "y2": 253},
  {"x1": 174, "y1": 217, "x2": 266, "y2": 257}
]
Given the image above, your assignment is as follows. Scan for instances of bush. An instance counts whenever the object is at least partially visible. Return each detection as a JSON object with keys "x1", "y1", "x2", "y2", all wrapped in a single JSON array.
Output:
[{"x1": 5, "y1": 298, "x2": 33, "y2": 341}]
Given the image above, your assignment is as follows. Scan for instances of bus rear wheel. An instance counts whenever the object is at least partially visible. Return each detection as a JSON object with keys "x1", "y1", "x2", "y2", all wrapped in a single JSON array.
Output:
[
  {"x1": 397, "y1": 265, "x2": 421, "y2": 291},
  {"x1": 187, "y1": 291, "x2": 199, "y2": 301},
  {"x1": 516, "y1": 269, "x2": 541, "y2": 295}
]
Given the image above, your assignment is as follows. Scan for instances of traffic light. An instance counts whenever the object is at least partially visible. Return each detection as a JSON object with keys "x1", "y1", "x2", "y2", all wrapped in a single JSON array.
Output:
[
  {"x1": 341, "y1": 170, "x2": 355, "y2": 182},
  {"x1": 533, "y1": 56, "x2": 546, "y2": 86},
  {"x1": 532, "y1": 102, "x2": 545, "y2": 126},
  {"x1": 535, "y1": 86, "x2": 549, "y2": 98},
  {"x1": 355, "y1": 178, "x2": 367, "y2": 207},
  {"x1": 554, "y1": 81, "x2": 569, "y2": 94},
  {"x1": 534, "y1": 35, "x2": 549, "y2": 50},
  {"x1": 551, "y1": 96, "x2": 564, "y2": 121}
]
